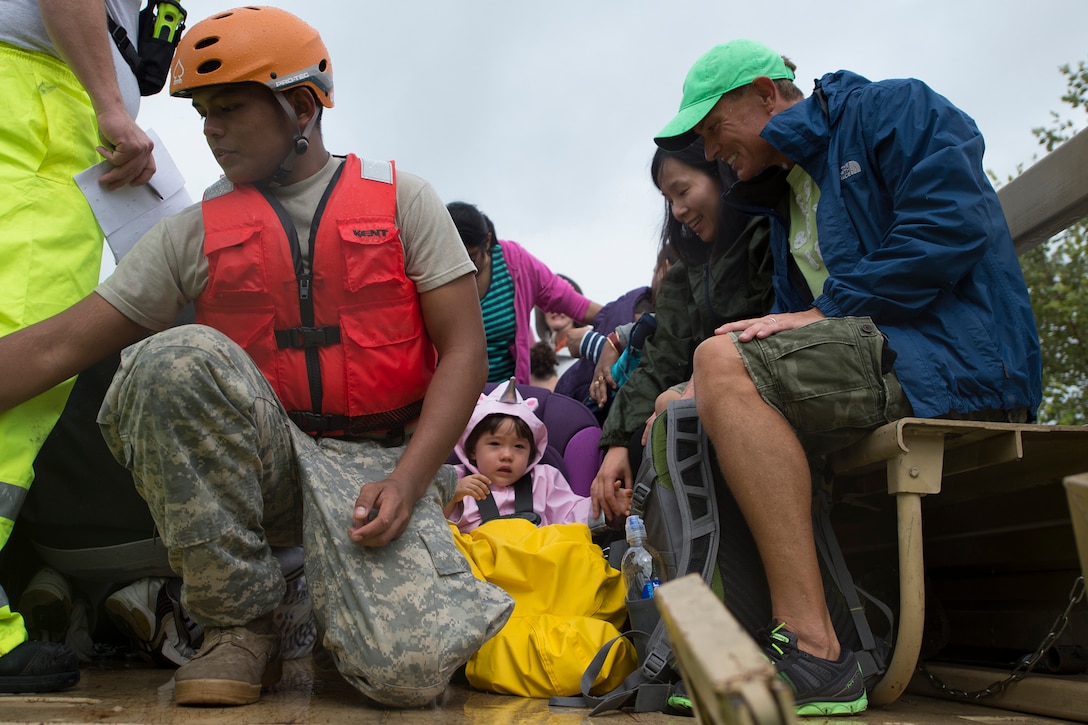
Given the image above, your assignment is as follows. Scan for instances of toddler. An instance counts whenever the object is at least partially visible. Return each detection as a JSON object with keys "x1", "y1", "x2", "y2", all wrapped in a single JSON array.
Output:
[{"x1": 446, "y1": 380, "x2": 630, "y2": 532}]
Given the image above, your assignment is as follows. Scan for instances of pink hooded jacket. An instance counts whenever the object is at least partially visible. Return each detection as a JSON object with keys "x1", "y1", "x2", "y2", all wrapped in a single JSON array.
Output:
[
  {"x1": 449, "y1": 380, "x2": 599, "y2": 533},
  {"x1": 499, "y1": 240, "x2": 593, "y2": 385}
]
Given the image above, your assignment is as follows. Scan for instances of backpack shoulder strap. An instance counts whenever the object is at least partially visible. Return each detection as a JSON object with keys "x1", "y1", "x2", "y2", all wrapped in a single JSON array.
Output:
[
  {"x1": 813, "y1": 486, "x2": 892, "y2": 680},
  {"x1": 106, "y1": 12, "x2": 141, "y2": 75},
  {"x1": 547, "y1": 630, "x2": 672, "y2": 714},
  {"x1": 553, "y1": 400, "x2": 718, "y2": 715}
]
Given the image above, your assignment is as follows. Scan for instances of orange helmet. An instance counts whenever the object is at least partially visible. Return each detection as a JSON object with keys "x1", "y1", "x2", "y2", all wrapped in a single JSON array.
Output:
[{"x1": 169, "y1": 6, "x2": 334, "y2": 108}]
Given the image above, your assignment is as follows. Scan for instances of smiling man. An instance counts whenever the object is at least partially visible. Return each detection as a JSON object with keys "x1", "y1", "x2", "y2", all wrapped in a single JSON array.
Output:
[
  {"x1": 0, "y1": 5, "x2": 512, "y2": 710},
  {"x1": 655, "y1": 39, "x2": 1041, "y2": 716}
]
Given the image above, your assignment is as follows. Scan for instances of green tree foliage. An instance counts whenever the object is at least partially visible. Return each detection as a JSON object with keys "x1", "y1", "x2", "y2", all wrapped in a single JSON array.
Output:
[{"x1": 1017, "y1": 61, "x2": 1088, "y2": 424}]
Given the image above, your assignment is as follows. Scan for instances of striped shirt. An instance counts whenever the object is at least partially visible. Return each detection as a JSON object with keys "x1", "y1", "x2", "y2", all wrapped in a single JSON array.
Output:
[{"x1": 481, "y1": 244, "x2": 517, "y2": 382}]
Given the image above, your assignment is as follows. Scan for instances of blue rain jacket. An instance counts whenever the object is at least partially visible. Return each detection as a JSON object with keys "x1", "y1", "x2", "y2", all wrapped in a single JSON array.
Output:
[{"x1": 749, "y1": 70, "x2": 1041, "y2": 419}]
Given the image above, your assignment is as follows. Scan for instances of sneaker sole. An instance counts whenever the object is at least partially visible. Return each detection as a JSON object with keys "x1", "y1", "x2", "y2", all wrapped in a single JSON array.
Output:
[
  {"x1": 795, "y1": 690, "x2": 868, "y2": 717},
  {"x1": 666, "y1": 694, "x2": 693, "y2": 715},
  {"x1": 105, "y1": 594, "x2": 157, "y2": 642},
  {"x1": 0, "y1": 670, "x2": 80, "y2": 694}
]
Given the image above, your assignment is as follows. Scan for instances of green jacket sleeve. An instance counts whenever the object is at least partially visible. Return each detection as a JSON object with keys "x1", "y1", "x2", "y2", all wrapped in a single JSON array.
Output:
[
  {"x1": 600, "y1": 264, "x2": 697, "y2": 448},
  {"x1": 598, "y1": 215, "x2": 774, "y2": 449}
]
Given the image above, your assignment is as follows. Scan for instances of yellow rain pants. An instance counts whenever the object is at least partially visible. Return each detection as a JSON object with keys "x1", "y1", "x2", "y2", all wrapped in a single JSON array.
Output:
[
  {"x1": 0, "y1": 43, "x2": 103, "y2": 655},
  {"x1": 452, "y1": 519, "x2": 638, "y2": 698}
]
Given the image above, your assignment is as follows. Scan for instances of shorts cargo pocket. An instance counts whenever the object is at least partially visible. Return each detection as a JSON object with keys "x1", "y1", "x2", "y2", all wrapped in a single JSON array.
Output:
[{"x1": 770, "y1": 317, "x2": 888, "y2": 435}]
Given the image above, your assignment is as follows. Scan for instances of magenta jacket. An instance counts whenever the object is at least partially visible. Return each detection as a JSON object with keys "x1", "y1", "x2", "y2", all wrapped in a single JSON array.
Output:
[{"x1": 499, "y1": 239, "x2": 593, "y2": 384}]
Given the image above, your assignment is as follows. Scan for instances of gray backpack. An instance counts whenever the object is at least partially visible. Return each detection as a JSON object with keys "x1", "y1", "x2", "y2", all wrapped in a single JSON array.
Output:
[{"x1": 553, "y1": 399, "x2": 891, "y2": 715}]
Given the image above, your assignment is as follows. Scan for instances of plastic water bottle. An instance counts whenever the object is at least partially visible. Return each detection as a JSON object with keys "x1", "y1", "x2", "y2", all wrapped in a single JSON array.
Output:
[{"x1": 620, "y1": 515, "x2": 665, "y2": 600}]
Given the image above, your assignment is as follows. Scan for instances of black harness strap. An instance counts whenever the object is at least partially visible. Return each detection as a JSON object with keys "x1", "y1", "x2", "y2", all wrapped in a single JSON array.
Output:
[{"x1": 475, "y1": 474, "x2": 541, "y2": 526}]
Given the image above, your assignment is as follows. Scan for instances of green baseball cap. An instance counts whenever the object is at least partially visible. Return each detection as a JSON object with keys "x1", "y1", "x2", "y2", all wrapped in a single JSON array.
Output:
[{"x1": 655, "y1": 39, "x2": 795, "y2": 151}]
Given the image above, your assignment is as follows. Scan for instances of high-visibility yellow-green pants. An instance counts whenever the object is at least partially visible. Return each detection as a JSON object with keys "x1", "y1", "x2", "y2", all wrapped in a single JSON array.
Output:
[{"x1": 0, "y1": 43, "x2": 104, "y2": 656}]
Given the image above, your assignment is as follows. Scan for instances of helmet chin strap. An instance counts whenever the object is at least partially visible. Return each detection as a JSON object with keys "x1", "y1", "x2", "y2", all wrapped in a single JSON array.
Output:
[{"x1": 266, "y1": 91, "x2": 318, "y2": 187}]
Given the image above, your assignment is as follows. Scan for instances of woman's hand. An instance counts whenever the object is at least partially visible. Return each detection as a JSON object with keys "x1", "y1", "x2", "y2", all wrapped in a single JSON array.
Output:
[
  {"x1": 589, "y1": 342, "x2": 620, "y2": 406},
  {"x1": 591, "y1": 446, "x2": 632, "y2": 521}
]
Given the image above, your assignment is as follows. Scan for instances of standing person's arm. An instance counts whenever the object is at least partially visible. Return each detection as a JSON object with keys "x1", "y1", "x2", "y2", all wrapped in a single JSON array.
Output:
[
  {"x1": 509, "y1": 241, "x2": 601, "y2": 324},
  {"x1": 579, "y1": 301, "x2": 603, "y2": 324},
  {"x1": 37, "y1": 0, "x2": 155, "y2": 188},
  {"x1": 349, "y1": 273, "x2": 487, "y2": 546},
  {"x1": 0, "y1": 294, "x2": 149, "y2": 413}
]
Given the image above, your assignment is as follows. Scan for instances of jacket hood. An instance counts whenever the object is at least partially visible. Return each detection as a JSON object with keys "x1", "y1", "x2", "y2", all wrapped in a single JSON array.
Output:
[
  {"x1": 454, "y1": 379, "x2": 548, "y2": 474},
  {"x1": 761, "y1": 70, "x2": 873, "y2": 168}
]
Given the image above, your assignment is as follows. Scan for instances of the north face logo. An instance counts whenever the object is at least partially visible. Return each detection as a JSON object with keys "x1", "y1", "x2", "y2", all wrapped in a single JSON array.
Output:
[{"x1": 840, "y1": 160, "x2": 862, "y2": 181}]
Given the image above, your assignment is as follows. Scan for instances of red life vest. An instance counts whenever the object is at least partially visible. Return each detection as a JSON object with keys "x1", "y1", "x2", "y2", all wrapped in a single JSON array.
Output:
[{"x1": 195, "y1": 155, "x2": 436, "y2": 438}]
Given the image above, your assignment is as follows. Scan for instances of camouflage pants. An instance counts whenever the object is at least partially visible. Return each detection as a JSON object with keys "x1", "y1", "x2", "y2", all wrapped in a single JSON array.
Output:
[{"x1": 98, "y1": 325, "x2": 512, "y2": 706}]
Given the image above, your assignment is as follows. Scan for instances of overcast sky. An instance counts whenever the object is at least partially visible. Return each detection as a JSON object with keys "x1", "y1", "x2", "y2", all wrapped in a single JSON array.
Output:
[{"x1": 130, "y1": 0, "x2": 1088, "y2": 307}]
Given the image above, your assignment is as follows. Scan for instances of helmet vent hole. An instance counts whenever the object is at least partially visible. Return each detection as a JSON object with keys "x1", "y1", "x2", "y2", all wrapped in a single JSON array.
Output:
[
  {"x1": 196, "y1": 60, "x2": 223, "y2": 75},
  {"x1": 318, "y1": 60, "x2": 328, "y2": 72},
  {"x1": 269, "y1": 72, "x2": 278, "y2": 79},
  {"x1": 194, "y1": 36, "x2": 219, "y2": 50}
]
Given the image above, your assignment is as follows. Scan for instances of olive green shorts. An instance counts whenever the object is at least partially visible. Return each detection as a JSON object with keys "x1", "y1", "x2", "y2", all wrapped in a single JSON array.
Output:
[{"x1": 730, "y1": 316, "x2": 913, "y2": 457}]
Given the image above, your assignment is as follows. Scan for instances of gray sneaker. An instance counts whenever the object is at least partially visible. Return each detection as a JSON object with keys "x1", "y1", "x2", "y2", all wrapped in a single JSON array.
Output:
[
  {"x1": 174, "y1": 613, "x2": 282, "y2": 706},
  {"x1": 271, "y1": 550, "x2": 316, "y2": 660},
  {"x1": 762, "y1": 621, "x2": 868, "y2": 716},
  {"x1": 20, "y1": 567, "x2": 71, "y2": 642},
  {"x1": 105, "y1": 577, "x2": 203, "y2": 668}
]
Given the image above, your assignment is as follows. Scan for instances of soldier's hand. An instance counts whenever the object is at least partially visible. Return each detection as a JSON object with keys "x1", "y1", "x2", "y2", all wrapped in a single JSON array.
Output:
[{"x1": 348, "y1": 477, "x2": 414, "y2": 546}]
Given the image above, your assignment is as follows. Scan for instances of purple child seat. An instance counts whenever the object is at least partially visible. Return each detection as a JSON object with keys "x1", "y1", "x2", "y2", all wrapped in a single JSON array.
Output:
[{"x1": 448, "y1": 382, "x2": 602, "y2": 497}]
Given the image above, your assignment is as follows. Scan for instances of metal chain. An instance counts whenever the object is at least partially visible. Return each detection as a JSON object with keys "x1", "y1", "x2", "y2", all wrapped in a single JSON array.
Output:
[{"x1": 917, "y1": 575, "x2": 1086, "y2": 701}]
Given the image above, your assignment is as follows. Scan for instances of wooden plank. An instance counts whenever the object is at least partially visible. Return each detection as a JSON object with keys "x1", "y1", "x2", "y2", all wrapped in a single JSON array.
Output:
[
  {"x1": 999, "y1": 126, "x2": 1088, "y2": 255},
  {"x1": 1065, "y1": 474, "x2": 1088, "y2": 582},
  {"x1": 654, "y1": 574, "x2": 797, "y2": 725},
  {"x1": 908, "y1": 663, "x2": 1088, "y2": 722}
]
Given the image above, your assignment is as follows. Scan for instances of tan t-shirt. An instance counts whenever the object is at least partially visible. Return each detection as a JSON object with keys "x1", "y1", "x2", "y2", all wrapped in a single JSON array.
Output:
[{"x1": 96, "y1": 155, "x2": 474, "y2": 331}]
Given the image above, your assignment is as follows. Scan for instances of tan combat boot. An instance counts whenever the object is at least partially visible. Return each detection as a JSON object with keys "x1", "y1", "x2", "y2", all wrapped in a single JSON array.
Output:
[{"x1": 174, "y1": 612, "x2": 282, "y2": 706}]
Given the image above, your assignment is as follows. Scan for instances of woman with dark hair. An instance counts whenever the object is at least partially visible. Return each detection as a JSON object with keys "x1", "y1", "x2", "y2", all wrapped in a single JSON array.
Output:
[
  {"x1": 590, "y1": 138, "x2": 776, "y2": 518},
  {"x1": 447, "y1": 201, "x2": 601, "y2": 384}
]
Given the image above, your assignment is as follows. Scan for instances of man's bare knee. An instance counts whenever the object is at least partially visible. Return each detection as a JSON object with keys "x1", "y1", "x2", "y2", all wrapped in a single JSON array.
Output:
[{"x1": 693, "y1": 335, "x2": 748, "y2": 385}]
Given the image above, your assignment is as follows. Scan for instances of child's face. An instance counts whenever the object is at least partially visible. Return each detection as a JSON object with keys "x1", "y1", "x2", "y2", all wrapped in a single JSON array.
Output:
[
  {"x1": 471, "y1": 418, "x2": 531, "y2": 487},
  {"x1": 545, "y1": 311, "x2": 573, "y2": 333}
]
